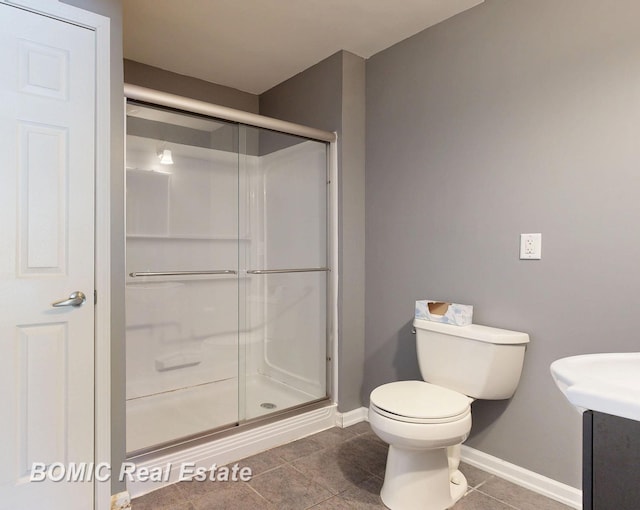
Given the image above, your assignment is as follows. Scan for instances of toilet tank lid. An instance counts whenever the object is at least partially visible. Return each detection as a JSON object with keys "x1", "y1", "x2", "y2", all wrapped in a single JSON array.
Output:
[{"x1": 413, "y1": 318, "x2": 529, "y2": 345}]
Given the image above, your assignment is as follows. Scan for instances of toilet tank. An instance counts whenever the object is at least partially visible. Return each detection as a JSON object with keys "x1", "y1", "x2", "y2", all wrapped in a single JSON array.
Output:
[{"x1": 414, "y1": 318, "x2": 529, "y2": 400}]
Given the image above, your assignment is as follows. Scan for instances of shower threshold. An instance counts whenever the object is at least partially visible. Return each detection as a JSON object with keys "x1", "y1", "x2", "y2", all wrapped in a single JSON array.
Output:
[
  {"x1": 126, "y1": 400, "x2": 336, "y2": 499},
  {"x1": 126, "y1": 373, "x2": 322, "y2": 454}
]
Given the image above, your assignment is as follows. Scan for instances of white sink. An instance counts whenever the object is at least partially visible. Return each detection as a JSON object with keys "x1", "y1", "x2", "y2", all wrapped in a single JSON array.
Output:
[{"x1": 550, "y1": 353, "x2": 640, "y2": 422}]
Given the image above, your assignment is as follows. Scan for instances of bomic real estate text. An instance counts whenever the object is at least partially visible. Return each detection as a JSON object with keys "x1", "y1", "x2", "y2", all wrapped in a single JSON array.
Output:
[{"x1": 29, "y1": 462, "x2": 253, "y2": 483}]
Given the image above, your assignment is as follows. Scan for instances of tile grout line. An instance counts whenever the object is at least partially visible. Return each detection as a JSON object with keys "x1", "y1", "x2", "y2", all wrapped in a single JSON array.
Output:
[
  {"x1": 250, "y1": 458, "x2": 343, "y2": 506},
  {"x1": 469, "y1": 475, "x2": 495, "y2": 492},
  {"x1": 304, "y1": 492, "x2": 336, "y2": 510},
  {"x1": 286, "y1": 460, "x2": 343, "y2": 497},
  {"x1": 279, "y1": 434, "x2": 385, "y2": 501},
  {"x1": 243, "y1": 479, "x2": 275, "y2": 507},
  {"x1": 471, "y1": 487, "x2": 523, "y2": 510}
]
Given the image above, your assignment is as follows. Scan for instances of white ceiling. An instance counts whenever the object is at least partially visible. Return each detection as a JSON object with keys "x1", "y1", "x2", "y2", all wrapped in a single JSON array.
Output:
[{"x1": 123, "y1": 0, "x2": 483, "y2": 95}]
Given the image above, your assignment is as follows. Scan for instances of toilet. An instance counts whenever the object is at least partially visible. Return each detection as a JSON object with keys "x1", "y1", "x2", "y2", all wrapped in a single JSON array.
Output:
[{"x1": 369, "y1": 318, "x2": 529, "y2": 510}]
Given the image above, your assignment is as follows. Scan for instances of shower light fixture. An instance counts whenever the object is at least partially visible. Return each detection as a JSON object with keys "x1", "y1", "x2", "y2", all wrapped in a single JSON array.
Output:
[{"x1": 158, "y1": 148, "x2": 174, "y2": 165}]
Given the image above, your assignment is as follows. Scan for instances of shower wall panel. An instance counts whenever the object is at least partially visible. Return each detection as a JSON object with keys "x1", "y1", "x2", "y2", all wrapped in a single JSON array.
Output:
[
  {"x1": 243, "y1": 139, "x2": 328, "y2": 409},
  {"x1": 126, "y1": 137, "x2": 239, "y2": 400}
]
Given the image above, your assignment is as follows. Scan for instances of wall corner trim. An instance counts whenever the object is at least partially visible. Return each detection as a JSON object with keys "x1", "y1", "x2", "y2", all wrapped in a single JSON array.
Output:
[
  {"x1": 335, "y1": 406, "x2": 368, "y2": 428},
  {"x1": 461, "y1": 445, "x2": 582, "y2": 509}
]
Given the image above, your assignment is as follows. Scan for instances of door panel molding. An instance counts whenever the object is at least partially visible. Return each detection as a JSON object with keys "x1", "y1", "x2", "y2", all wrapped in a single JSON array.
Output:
[
  {"x1": 18, "y1": 322, "x2": 69, "y2": 478},
  {"x1": 18, "y1": 122, "x2": 68, "y2": 274}
]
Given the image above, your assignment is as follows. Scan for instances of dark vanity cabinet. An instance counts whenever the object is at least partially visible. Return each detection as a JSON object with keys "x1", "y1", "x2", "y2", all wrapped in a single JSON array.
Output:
[{"x1": 583, "y1": 410, "x2": 640, "y2": 509}]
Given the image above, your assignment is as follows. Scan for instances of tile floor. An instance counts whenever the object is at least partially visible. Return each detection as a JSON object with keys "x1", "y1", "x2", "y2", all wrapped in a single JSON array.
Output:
[{"x1": 132, "y1": 423, "x2": 573, "y2": 510}]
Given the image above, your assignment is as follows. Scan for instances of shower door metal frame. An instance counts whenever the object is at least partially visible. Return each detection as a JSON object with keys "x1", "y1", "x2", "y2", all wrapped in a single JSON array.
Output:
[
  {"x1": 125, "y1": 84, "x2": 336, "y2": 143},
  {"x1": 123, "y1": 84, "x2": 339, "y2": 455}
]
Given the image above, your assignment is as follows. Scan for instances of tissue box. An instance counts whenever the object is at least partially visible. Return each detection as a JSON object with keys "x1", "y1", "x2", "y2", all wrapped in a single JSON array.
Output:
[{"x1": 415, "y1": 300, "x2": 473, "y2": 326}]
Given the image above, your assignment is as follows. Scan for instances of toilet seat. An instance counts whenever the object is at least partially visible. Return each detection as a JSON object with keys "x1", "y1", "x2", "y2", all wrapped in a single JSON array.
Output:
[{"x1": 370, "y1": 381, "x2": 471, "y2": 424}]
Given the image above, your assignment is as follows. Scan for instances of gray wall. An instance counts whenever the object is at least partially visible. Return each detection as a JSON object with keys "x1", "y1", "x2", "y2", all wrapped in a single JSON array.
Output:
[
  {"x1": 60, "y1": 0, "x2": 126, "y2": 494},
  {"x1": 125, "y1": 59, "x2": 259, "y2": 113},
  {"x1": 261, "y1": 51, "x2": 366, "y2": 413},
  {"x1": 365, "y1": 0, "x2": 640, "y2": 488},
  {"x1": 260, "y1": 53, "x2": 343, "y2": 131}
]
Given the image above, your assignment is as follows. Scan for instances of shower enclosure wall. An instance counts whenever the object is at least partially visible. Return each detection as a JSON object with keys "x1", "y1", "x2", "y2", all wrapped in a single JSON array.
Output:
[{"x1": 125, "y1": 97, "x2": 332, "y2": 454}]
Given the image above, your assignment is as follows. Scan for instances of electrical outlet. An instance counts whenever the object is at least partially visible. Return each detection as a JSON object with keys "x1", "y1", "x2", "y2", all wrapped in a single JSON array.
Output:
[{"x1": 520, "y1": 233, "x2": 542, "y2": 260}]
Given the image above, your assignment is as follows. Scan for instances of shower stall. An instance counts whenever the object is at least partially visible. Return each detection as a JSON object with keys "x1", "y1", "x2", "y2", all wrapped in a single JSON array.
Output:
[{"x1": 124, "y1": 87, "x2": 334, "y2": 455}]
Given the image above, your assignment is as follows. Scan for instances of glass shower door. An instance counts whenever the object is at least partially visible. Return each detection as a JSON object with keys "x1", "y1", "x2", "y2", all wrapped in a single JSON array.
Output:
[
  {"x1": 239, "y1": 127, "x2": 329, "y2": 421},
  {"x1": 125, "y1": 103, "x2": 240, "y2": 453},
  {"x1": 125, "y1": 101, "x2": 331, "y2": 454}
]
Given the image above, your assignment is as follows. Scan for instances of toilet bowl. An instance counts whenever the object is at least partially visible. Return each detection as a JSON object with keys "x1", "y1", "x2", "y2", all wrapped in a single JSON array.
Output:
[
  {"x1": 369, "y1": 318, "x2": 529, "y2": 510},
  {"x1": 369, "y1": 381, "x2": 472, "y2": 510}
]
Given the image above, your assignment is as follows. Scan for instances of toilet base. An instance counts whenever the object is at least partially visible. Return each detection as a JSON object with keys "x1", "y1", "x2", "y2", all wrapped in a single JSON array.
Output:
[{"x1": 380, "y1": 445, "x2": 468, "y2": 510}]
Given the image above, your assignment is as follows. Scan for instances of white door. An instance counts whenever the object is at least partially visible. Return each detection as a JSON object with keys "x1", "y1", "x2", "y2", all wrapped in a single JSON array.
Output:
[{"x1": 0, "y1": 4, "x2": 96, "y2": 510}]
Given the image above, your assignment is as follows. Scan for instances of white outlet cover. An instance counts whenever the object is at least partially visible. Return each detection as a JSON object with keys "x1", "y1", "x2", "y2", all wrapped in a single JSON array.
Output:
[{"x1": 520, "y1": 233, "x2": 542, "y2": 260}]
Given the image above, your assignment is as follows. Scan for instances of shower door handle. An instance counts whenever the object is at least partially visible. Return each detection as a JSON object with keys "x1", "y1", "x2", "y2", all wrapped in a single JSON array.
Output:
[
  {"x1": 129, "y1": 270, "x2": 238, "y2": 277},
  {"x1": 52, "y1": 291, "x2": 87, "y2": 307},
  {"x1": 247, "y1": 267, "x2": 329, "y2": 274}
]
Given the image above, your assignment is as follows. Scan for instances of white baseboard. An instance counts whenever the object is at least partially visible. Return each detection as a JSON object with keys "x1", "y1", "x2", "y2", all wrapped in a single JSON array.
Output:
[
  {"x1": 461, "y1": 445, "x2": 582, "y2": 509},
  {"x1": 335, "y1": 406, "x2": 368, "y2": 427},
  {"x1": 128, "y1": 404, "x2": 337, "y2": 499},
  {"x1": 127, "y1": 403, "x2": 581, "y2": 509}
]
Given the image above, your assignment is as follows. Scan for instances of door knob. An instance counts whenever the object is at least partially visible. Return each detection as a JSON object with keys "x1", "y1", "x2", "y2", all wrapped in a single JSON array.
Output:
[{"x1": 52, "y1": 291, "x2": 86, "y2": 307}]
